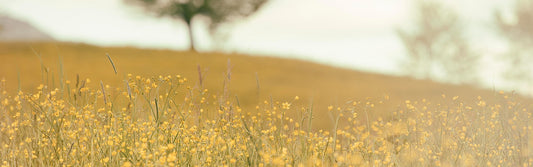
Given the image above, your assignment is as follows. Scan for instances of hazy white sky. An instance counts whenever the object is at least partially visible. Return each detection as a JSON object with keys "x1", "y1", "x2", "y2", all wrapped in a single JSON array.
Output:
[
  {"x1": 0, "y1": 0, "x2": 415, "y2": 73},
  {"x1": 0, "y1": 0, "x2": 523, "y2": 92}
]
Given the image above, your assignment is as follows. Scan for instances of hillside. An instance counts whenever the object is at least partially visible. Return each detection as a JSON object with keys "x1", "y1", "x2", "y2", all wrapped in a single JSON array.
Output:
[
  {"x1": 0, "y1": 42, "x2": 527, "y2": 128},
  {"x1": 0, "y1": 15, "x2": 54, "y2": 41}
]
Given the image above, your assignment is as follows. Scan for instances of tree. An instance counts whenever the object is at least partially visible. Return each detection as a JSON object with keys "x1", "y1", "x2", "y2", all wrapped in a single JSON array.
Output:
[
  {"x1": 126, "y1": 0, "x2": 269, "y2": 51},
  {"x1": 494, "y1": 0, "x2": 533, "y2": 88},
  {"x1": 397, "y1": 1, "x2": 479, "y2": 84}
]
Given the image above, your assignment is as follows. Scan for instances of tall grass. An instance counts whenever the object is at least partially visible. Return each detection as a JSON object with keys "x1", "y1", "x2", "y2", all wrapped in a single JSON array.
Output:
[
  {"x1": 0, "y1": 72, "x2": 530, "y2": 166},
  {"x1": 1, "y1": 42, "x2": 506, "y2": 130},
  {"x1": 0, "y1": 43, "x2": 531, "y2": 166}
]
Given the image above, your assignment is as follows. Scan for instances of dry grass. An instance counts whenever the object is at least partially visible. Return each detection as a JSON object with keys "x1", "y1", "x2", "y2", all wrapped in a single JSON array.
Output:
[
  {"x1": 0, "y1": 74, "x2": 531, "y2": 166},
  {"x1": 0, "y1": 42, "x2": 531, "y2": 166},
  {"x1": 0, "y1": 42, "x2": 515, "y2": 128}
]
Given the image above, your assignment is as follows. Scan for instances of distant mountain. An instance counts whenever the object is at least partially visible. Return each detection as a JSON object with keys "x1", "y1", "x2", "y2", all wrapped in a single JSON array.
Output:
[{"x1": 0, "y1": 15, "x2": 54, "y2": 41}]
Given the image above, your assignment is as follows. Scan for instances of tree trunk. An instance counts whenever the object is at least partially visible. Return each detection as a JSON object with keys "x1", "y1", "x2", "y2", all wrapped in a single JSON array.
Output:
[{"x1": 186, "y1": 21, "x2": 196, "y2": 52}]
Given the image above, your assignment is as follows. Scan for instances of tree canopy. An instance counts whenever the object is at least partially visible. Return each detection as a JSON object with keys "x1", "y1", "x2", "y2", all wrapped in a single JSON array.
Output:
[
  {"x1": 397, "y1": 1, "x2": 479, "y2": 84},
  {"x1": 495, "y1": 0, "x2": 533, "y2": 86},
  {"x1": 126, "y1": 0, "x2": 269, "y2": 51}
]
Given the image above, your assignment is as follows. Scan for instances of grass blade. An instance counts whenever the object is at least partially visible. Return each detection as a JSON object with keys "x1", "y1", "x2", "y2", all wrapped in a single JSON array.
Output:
[
  {"x1": 106, "y1": 53, "x2": 118, "y2": 75},
  {"x1": 197, "y1": 64, "x2": 203, "y2": 88},
  {"x1": 100, "y1": 81, "x2": 107, "y2": 104}
]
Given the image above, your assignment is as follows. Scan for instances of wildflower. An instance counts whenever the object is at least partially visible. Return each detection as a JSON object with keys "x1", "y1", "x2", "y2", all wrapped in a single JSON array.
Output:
[
  {"x1": 167, "y1": 152, "x2": 177, "y2": 162},
  {"x1": 282, "y1": 102, "x2": 291, "y2": 110},
  {"x1": 167, "y1": 144, "x2": 175, "y2": 150},
  {"x1": 477, "y1": 101, "x2": 486, "y2": 107},
  {"x1": 122, "y1": 162, "x2": 132, "y2": 167}
]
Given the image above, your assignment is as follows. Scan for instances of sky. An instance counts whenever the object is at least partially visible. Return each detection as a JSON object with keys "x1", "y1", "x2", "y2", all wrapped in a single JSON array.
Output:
[{"x1": 0, "y1": 0, "x2": 526, "y2": 93}]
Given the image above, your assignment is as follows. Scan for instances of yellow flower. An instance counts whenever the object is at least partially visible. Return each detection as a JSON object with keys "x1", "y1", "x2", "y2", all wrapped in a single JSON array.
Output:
[
  {"x1": 167, "y1": 153, "x2": 177, "y2": 162},
  {"x1": 167, "y1": 144, "x2": 175, "y2": 150},
  {"x1": 282, "y1": 102, "x2": 291, "y2": 110},
  {"x1": 122, "y1": 162, "x2": 132, "y2": 167}
]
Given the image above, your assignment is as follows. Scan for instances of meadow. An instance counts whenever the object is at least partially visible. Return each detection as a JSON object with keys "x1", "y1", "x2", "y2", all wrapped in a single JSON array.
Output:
[{"x1": 0, "y1": 42, "x2": 531, "y2": 166}]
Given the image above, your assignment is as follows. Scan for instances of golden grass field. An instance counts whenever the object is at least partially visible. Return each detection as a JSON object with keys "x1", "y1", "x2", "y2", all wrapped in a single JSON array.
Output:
[{"x1": 0, "y1": 42, "x2": 531, "y2": 166}]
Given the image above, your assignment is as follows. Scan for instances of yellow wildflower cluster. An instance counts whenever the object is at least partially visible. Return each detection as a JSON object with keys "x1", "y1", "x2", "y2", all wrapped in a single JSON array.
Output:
[{"x1": 0, "y1": 76, "x2": 531, "y2": 166}]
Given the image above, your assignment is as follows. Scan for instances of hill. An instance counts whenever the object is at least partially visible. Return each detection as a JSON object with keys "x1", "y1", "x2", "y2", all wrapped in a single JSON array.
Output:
[
  {"x1": 0, "y1": 42, "x2": 527, "y2": 128},
  {"x1": 0, "y1": 15, "x2": 54, "y2": 41}
]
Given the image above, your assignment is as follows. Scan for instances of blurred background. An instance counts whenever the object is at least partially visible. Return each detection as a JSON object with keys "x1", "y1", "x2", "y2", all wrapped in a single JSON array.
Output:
[{"x1": 0, "y1": 0, "x2": 532, "y2": 96}]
